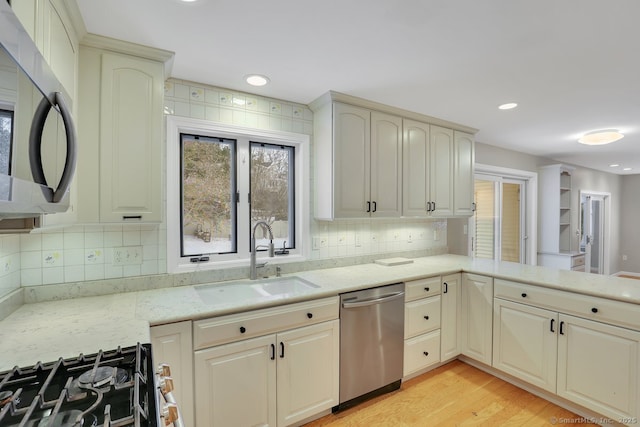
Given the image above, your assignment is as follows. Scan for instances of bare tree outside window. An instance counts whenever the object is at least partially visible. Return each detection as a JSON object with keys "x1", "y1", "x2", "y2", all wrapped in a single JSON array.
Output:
[
  {"x1": 250, "y1": 142, "x2": 294, "y2": 250},
  {"x1": 0, "y1": 109, "x2": 12, "y2": 175},
  {"x1": 181, "y1": 134, "x2": 236, "y2": 256}
]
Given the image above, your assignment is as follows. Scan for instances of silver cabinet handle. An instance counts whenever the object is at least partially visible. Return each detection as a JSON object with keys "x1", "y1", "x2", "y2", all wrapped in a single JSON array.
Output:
[
  {"x1": 341, "y1": 291, "x2": 405, "y2": 308},
  {"x1": 29, "y1": 92, "x2": 77, "y2": 203}
]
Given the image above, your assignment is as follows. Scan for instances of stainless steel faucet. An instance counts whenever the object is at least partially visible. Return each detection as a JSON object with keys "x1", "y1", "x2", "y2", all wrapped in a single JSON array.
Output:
[{"x1": 250, "y1": 220, "x2": 275, "y2": 280}]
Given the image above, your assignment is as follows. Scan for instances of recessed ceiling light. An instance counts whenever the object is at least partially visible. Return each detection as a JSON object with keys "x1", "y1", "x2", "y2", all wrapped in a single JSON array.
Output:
[
  {"x1": 578, "y1": 129, "x2": 624, "y2": 145},
  {"x1": 623, "y1": 167, "x2": 633, "y2": 171},
  {"x1": 498, "y1": 102, "x2": 518, "y2": 110},
  {"x1": 245, "y1": 74, "x2": 270, "y2": 87},
  {"x1": 609, "y1": 164, "x2": 620, "y2": 167}
]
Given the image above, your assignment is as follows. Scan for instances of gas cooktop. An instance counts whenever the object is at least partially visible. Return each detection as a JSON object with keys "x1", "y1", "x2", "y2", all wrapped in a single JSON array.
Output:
[{"x1": 0, "y1": 344, "x2": 161, "y2": 427}]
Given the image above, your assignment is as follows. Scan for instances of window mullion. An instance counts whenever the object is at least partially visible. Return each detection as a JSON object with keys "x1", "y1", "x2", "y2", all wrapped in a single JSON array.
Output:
[{"x1": 236, "y1": 138, "x2": 251, "y2": 255}]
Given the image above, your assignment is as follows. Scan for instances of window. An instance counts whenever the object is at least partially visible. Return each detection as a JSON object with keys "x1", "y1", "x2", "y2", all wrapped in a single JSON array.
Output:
[
  {"x1": 180, "y1": 134, "x2": 236, "y2": 256},
  {"x1": 167, "y1": 117, "x2": 309, "y2": 273},
  {"x1": 0, "y1": 109, "x2": 13, "y2": 175},
  {"x1": 250, "y1": 142, "x2": 295, "y2": 251}
]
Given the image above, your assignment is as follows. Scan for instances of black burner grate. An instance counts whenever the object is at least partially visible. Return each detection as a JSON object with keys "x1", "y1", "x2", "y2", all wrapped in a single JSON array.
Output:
[{"x1": 0, "y1": 344, "x2": 159, "y2": 427}]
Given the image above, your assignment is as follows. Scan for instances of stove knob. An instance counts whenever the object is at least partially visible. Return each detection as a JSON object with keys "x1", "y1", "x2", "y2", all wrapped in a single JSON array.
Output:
[
  {"x1": 157, "y1": 363, "x2": 172, "y2": 377},
  {"x1": 158, "y1": 376, "x2": 175, "y2": 394},
  {"x1": 162, "y1": 403, "x2": 179, "y2": 426}
]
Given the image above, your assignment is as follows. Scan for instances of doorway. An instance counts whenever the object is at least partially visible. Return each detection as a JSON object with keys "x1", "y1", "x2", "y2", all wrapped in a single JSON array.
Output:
[
  {"x1": 579, "y1": 191, "x2": 610, "y2": 275},
  {"x1": 471, "y1": 174, "x2": 527, "y2": 263}
]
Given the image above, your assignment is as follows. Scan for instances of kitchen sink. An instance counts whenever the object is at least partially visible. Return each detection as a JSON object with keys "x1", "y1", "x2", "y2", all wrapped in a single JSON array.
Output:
[
  {"x1": 251, "y1": 276, "x2": 319, "y2": 297},
  {"x1": 195, "y1": 276, "x2": 319, "y2": 304}
]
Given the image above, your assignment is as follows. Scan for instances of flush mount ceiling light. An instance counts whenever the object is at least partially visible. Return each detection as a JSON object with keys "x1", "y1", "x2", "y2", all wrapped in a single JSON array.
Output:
[
  {"x1": 609, "y1": 164, "x2": 620, "y2": 167},
  {"x1": 498, "y1": 102, "x2": 518, "y2": 110},
  {"x1": 578, "y1": 129, "x2": 624, "y2": 145},
  {"x1": 245, "y1": 74, "x2": 270, "y2": 87}
]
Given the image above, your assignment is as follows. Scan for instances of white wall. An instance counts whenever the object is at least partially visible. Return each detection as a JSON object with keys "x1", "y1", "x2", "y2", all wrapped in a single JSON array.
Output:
[
  {"x1": 450, "y1": 142, "x2": 625, "y2": 274},
  {"x1": 619, "y1": 175, "x2": 640, "y2": 273}
]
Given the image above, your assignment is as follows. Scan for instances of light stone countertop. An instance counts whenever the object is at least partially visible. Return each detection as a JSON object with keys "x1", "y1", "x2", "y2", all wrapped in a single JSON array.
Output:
[{"x1": 2, "y1": 254, "x2": 639, "y2": 371}]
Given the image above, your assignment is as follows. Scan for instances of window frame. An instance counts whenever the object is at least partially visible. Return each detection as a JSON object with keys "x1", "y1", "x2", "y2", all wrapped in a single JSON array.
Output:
[{"x1": 167, "y1": 116, "x2": 310, "y2": 274}]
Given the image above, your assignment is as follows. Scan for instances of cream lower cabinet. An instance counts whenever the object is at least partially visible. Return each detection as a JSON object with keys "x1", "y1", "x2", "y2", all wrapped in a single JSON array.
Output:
[
  {"x1": 403, "y1": 277, "x2": 442, "y2": 377},
  {"x1": 194, "y1": 319, "x2": 339, "y2": 427},
  {"x1": 492, "y1": 299, "x2": 558, "y2": 392},
  {"x1": 493, "y1": 279, "x2": 640, "y2": 424},
  {"x1": 558, "y1": 314, "x2": 640, "y2": 423},
  {"x1": 440, "y1": 273, "x2": 461, "y2": 361},
  {"x1": 460, "y1": 273, "x2": 494, "y2": 365},
  {"x1": 150, "y1": 321, "x2": 195, "y2": 427},
  {"x1": 195, "y1": 320, "x2": 339, "y2": 427}
]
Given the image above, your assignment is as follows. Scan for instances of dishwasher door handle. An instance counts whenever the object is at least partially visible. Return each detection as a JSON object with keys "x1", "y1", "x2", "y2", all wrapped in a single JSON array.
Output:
[{"x1": 341, "y1": 291, "x2": 405, "y2": 308}]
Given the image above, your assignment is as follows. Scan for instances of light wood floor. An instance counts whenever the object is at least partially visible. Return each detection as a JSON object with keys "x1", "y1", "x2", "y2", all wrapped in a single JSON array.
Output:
[{"x1": 305, "y1": 360, "x2": 592, "y2": 426}]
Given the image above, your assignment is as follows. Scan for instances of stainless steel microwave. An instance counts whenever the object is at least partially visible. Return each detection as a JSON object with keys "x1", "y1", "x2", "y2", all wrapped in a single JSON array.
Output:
[{"x1": 0, "y1": 0, "x2": 77, "y2": 225}]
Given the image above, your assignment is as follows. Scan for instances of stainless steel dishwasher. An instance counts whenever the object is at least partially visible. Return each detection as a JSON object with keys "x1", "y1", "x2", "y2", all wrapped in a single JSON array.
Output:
[{"x1": 335, "y1": 282, "x2": 405, "y2": 411}]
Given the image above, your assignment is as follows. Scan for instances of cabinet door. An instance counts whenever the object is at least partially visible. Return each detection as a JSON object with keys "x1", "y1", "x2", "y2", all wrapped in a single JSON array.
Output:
[
  {"x1": 441, "y1": 273, "x2": 461, "y2": 361},
  {"x1": 453, "y1": 131, "x2": 475, "y2": 216},
  {"x1": 493, "y1": 299, "x2": 558, "y2": 393},
  {"x1": 429, "y1": 125, "x2": 454, "y2": 217},
  {"x1": 100, "y1": 53, "x2": 163, "y2": 222},
  {"x1": 150, "y1": 322, "x2": 194, "y2": 427},
  {"x1": 194, "y1": 335, "x2": 276, "y2": 427},
  {"x1": 558, "y1": 314, "x2": 640, "y2": 422},
  {"x1": 402, "y1": 119, "x2": 430, "y2": 217},
  {"x1": 42, "y1": 0, "x2": 76, "y2": 100},
  {"x1": 461, "y1": 273, "x2": 493, "y2": 365},
  {"x1": 277, "y1": 320, "x2": 339, "y2": 427},
  {"x1": 333, "y1": 103, "x2": 370, "y2": 218},
  {"x1": 370, "y1": 112, "x2": 402, "y2": 217}
]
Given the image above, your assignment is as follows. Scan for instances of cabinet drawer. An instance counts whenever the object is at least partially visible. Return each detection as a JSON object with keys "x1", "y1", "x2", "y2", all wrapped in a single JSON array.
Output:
[
  {"x1": 193, "y1": 297, "x2": 339, "y2": 350},
  {"x1": 405, "y1": 295, "x2": 441, "y2": 338},
  {"x1": 572, "y1": 255, "x2": 585, "y2": 267},
  {"x1": 494, "y1": 279, "x2": 640, "y2": 331},
  {"x1": 405, "y1": 276, "x2": 441, "y2": 302},
  {"x1": 404, "y1": 330, "x2": 441, "y2": 376}
]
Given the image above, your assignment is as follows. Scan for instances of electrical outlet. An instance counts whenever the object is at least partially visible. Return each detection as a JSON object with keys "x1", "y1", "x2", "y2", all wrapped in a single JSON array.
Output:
[
  {"x1": 312, "y1": 237, "x2": 327, "y2": 250},
  {"x1": 623, "y1": 254, "x2": 628, "y2": 261},
  {"x1": 113, "y1": 246, "x2": 143, "y2": 266},
  {"x1": 355, "y1": 234, "x2": 362, "y2": 247},
  {"x1": 407, "y1": 233, "x2": 413, "y2": 243}
]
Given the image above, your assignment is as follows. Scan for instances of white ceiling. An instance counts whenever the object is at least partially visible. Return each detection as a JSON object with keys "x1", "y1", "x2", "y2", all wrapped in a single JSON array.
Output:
[{"x1": 75, "y1": 0, "x2": 640, "y2": 175}]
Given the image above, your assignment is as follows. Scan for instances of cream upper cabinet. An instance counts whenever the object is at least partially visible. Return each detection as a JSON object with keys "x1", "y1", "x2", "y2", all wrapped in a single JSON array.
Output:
[
  {"x1": 460, "y1": 273, "x2": 493, "y2": 365},
  {"x1": 11, "y1": 0, "x2": 78, "y2": 101},
  {"x1": 311, "y1": 92, "x2": 476, "y2": 220},
  {"x1": 314, "y1": 102, "x2": 401, "y2": 219},
  {"x1": 429, "y1": 125, "x2": 454, "y2": 217},
  {"x1": 453, "y1": 131, "x2": 475, "y2": 216},
  {"x1": 331, "y1": 103, "x2": 369, "y2": 218},
  {"x1": 402, "y1": 122, "x2": 474, "y2": 218},
  {"x1": 370, "y1": 111, "x2": 403, "y2": 217},
  {"x1": 402, "y1": 119, "x2": 430, "y2": 216},
  {"x1": 77, "y1": 37, "x2": 172, "y2": 223}
]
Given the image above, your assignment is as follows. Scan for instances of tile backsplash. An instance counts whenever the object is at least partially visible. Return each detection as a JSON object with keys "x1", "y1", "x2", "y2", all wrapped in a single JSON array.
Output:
[{"x1": 0, "y1": 79, "x2": 447, "y2": 300}]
